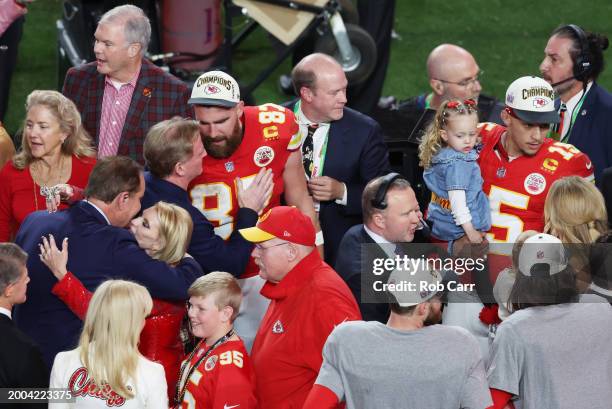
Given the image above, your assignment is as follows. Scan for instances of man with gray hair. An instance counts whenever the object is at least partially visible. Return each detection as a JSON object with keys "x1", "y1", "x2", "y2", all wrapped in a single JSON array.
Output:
[
  {"x1": 0, "y1": 243, "x2": 49, "y2": 396},
  {"x1": 62, "y1": 4, "x2": 191, "y2": 163},
  {"x1": 141, "y1": 117, "x2": 273, "y2": 275}
]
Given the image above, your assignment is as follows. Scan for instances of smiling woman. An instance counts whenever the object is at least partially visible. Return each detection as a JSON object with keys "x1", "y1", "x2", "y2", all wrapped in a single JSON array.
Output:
[{"x1": 0, "y1": 90, "x2": 96, "y2": 241}]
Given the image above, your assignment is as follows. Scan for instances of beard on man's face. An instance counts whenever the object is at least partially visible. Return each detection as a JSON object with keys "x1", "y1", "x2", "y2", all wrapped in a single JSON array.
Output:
[{"x1": 203, "y1": 120, "x2": 243, "y2": 159}]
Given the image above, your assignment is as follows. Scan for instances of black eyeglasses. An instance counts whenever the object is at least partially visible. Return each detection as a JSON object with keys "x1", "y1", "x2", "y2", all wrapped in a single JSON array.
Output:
[{"x1": 434, "y1": 70, "x2": 484, "y2": 87}]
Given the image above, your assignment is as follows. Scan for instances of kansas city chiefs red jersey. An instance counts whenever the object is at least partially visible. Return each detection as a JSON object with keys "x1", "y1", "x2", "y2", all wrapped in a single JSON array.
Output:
[
  {"x1": 189, "y1": 104, "x2": 301, "y2": 276},
  {"x1": 478, "y1": 122, "x2": 594, "y2": 245},
  {"x1": 177, "y1": 339, "x2": 257, "y2": 409}
]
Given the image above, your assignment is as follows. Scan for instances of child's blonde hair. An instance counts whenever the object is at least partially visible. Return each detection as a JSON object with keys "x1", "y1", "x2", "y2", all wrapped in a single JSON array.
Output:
[
  {"x1": 418, "y1": 99, "x2": 478, "y2": 168},
  {"x1": 188, "y1": 272, "x2": 242, "y2": 322}
]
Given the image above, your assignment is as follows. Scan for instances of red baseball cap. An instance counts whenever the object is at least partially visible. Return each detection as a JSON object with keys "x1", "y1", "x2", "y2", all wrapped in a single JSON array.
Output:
[{"x1": 239, "y1": 206, "x2": 315, "y2": 246}]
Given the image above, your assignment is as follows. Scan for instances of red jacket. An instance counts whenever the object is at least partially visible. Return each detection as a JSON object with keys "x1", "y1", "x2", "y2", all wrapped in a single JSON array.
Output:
[{"x1": 251, "y1": 250, "x2": 361, "y2": 409}]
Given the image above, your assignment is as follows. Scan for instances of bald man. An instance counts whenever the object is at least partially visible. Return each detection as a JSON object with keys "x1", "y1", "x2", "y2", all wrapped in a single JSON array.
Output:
[
  {"x1": 374, "y1": 44, "x2": 503, "y2": 209},
  {"x1": 291, "y1": 53, "x2": 390, "y2": 266},
  {"x1": 426, "y1": 44, "x2": 483, "y2": 109},
  {"x1": 403, "y1": 43, "x2": 502, "y2": 118}
]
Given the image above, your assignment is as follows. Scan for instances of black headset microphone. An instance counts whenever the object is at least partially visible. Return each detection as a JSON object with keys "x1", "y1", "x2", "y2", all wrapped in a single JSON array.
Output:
[
  {"x1": 549, "y1": 24, "x2": 592, "y2": 89},
  {"x1": 372, "y1": 173, "x2": 431, "y2": 239},
  {"x1": 550, "y1": 75, "x2": 577, "y2": 88}
]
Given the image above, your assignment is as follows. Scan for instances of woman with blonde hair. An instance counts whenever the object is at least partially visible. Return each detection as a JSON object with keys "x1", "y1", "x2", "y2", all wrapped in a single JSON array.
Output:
[
  {"x1": 41, "y1": 201, "x2": 197, "y2": 401},
  {"x1": 544, "y1": 176, "x2": 607, "y2": 244},
  {"x1": 49, "y1": 280, "x2": 168, "y2": 408},
  {"x1": 544, "y1": 176, "x2": 608, "y2": 290},
  {"x1": 0, "y1": 90, "x2": 96, "y2": 241}
]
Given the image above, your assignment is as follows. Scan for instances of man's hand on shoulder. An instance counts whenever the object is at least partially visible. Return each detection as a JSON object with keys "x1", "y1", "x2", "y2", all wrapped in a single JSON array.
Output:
[{"x1": 237, "y1": 168, "x2": 274, "y2": 214}]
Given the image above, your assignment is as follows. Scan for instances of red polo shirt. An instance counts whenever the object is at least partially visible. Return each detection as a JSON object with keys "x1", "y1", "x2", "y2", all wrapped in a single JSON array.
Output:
[{"x1": 251, "y1": 250, "x2": 361, "y2": 409}]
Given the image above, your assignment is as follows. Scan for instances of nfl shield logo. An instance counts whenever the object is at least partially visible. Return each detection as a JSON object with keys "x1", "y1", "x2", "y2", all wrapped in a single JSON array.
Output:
[
  {"x1": 225, "y1": 161, "x2": 235, "y2": 172},
  {"x1": 496, "y1": 167, "x2": 506, "y2": 178}
]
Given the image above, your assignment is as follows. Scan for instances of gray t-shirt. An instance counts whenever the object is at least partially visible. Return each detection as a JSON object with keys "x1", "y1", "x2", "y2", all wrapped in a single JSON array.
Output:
[
  {"x1": 315, "y1": 321, "x2": 492, "y2": 409},
  {"x1": 487, "y1": 302, "x2": 612, "y2": 409}
]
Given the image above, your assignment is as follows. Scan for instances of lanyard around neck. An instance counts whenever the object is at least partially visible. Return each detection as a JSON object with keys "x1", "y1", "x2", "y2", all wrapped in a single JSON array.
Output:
[
  {"x1": 175, "y1": 328, "x2": 235, "y2": 405},
  {"x1": 560, "y1": 88, "x2": 588, "y2": 143}
]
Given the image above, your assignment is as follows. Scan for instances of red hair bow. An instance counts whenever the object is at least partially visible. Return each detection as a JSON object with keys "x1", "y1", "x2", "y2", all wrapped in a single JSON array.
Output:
[{"x1": 446, "y1": 101, "x2": 460, "y2": 109}]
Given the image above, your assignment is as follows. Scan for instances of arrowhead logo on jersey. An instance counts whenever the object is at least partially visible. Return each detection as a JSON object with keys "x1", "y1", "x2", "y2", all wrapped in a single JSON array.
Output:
[
  {"x1": 272, "y1": 319, "x2": 284, "y2": 334},
  {"x1": 533, "y1": 97, "x2": 548, "y2": 108},
  {"x1": 254, "y1": 146, "x2": 275, "y2": 167},
  {"x1": 205, "y1": 85, "x2": 221, "y2": 95},
  {"x1": 204, "y1": 355, "x2": 218, "y2": 371}
]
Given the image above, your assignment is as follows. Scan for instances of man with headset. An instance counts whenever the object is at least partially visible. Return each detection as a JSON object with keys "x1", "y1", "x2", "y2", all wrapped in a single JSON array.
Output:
[
  {"x1": 334, "y1": 173, "x2": 424, "y2": 323},
  {"x1": 540, "y1": 24, "x2": 612, "y2": 184}
]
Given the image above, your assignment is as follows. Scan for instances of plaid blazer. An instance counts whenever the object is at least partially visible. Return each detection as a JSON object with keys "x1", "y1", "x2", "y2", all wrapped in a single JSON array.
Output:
[{"x1": 62, "y1": 59, "x2": 193, "y2": 164}]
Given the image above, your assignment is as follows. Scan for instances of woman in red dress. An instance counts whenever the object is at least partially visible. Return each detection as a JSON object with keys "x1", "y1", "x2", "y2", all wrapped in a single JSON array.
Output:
[
  {"x1": 0, "y1": 90, "x2": 96, "y2": 241},
  {"x1": 40, "y1": 201, "x2": 196, "y2": 402}
]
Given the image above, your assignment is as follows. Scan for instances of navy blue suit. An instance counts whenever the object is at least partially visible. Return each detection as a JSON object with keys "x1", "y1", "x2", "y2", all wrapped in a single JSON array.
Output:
[
  {"x1": 317, "y1": 107, "x2": 390, "y2": 266},
  {"x1": 564, "y1": 82, "x2": 612, "y2": 185},
  {"x1": 141, "y1": 172, "x2": 257, "y2": 276},
  {"x1": 335, "y1": 224, "x2": 391, "y2": 323},
  {"x1": 14, "y1": 201, "x2": 202, "y2": 368}
]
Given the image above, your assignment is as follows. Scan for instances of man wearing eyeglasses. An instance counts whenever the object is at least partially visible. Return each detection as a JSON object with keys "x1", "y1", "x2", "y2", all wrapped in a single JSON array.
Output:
[
  {"x1": 399, "y1": 44, "x2": 502, "y2": 120},
  {"x1": 62, "y1": 4, "x2": 192, "y2": 164},
  {"x1": 239, "y1": 206, "x2": 361, "y2": 409},
  {"x1": 375, "y1": 44, "x2": 503, "y2": 210}
]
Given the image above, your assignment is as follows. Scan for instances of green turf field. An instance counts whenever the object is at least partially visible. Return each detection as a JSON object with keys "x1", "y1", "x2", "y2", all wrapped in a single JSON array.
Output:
[{"x1": 4, "y1": 1, "x2": 612, "y2": 135}]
